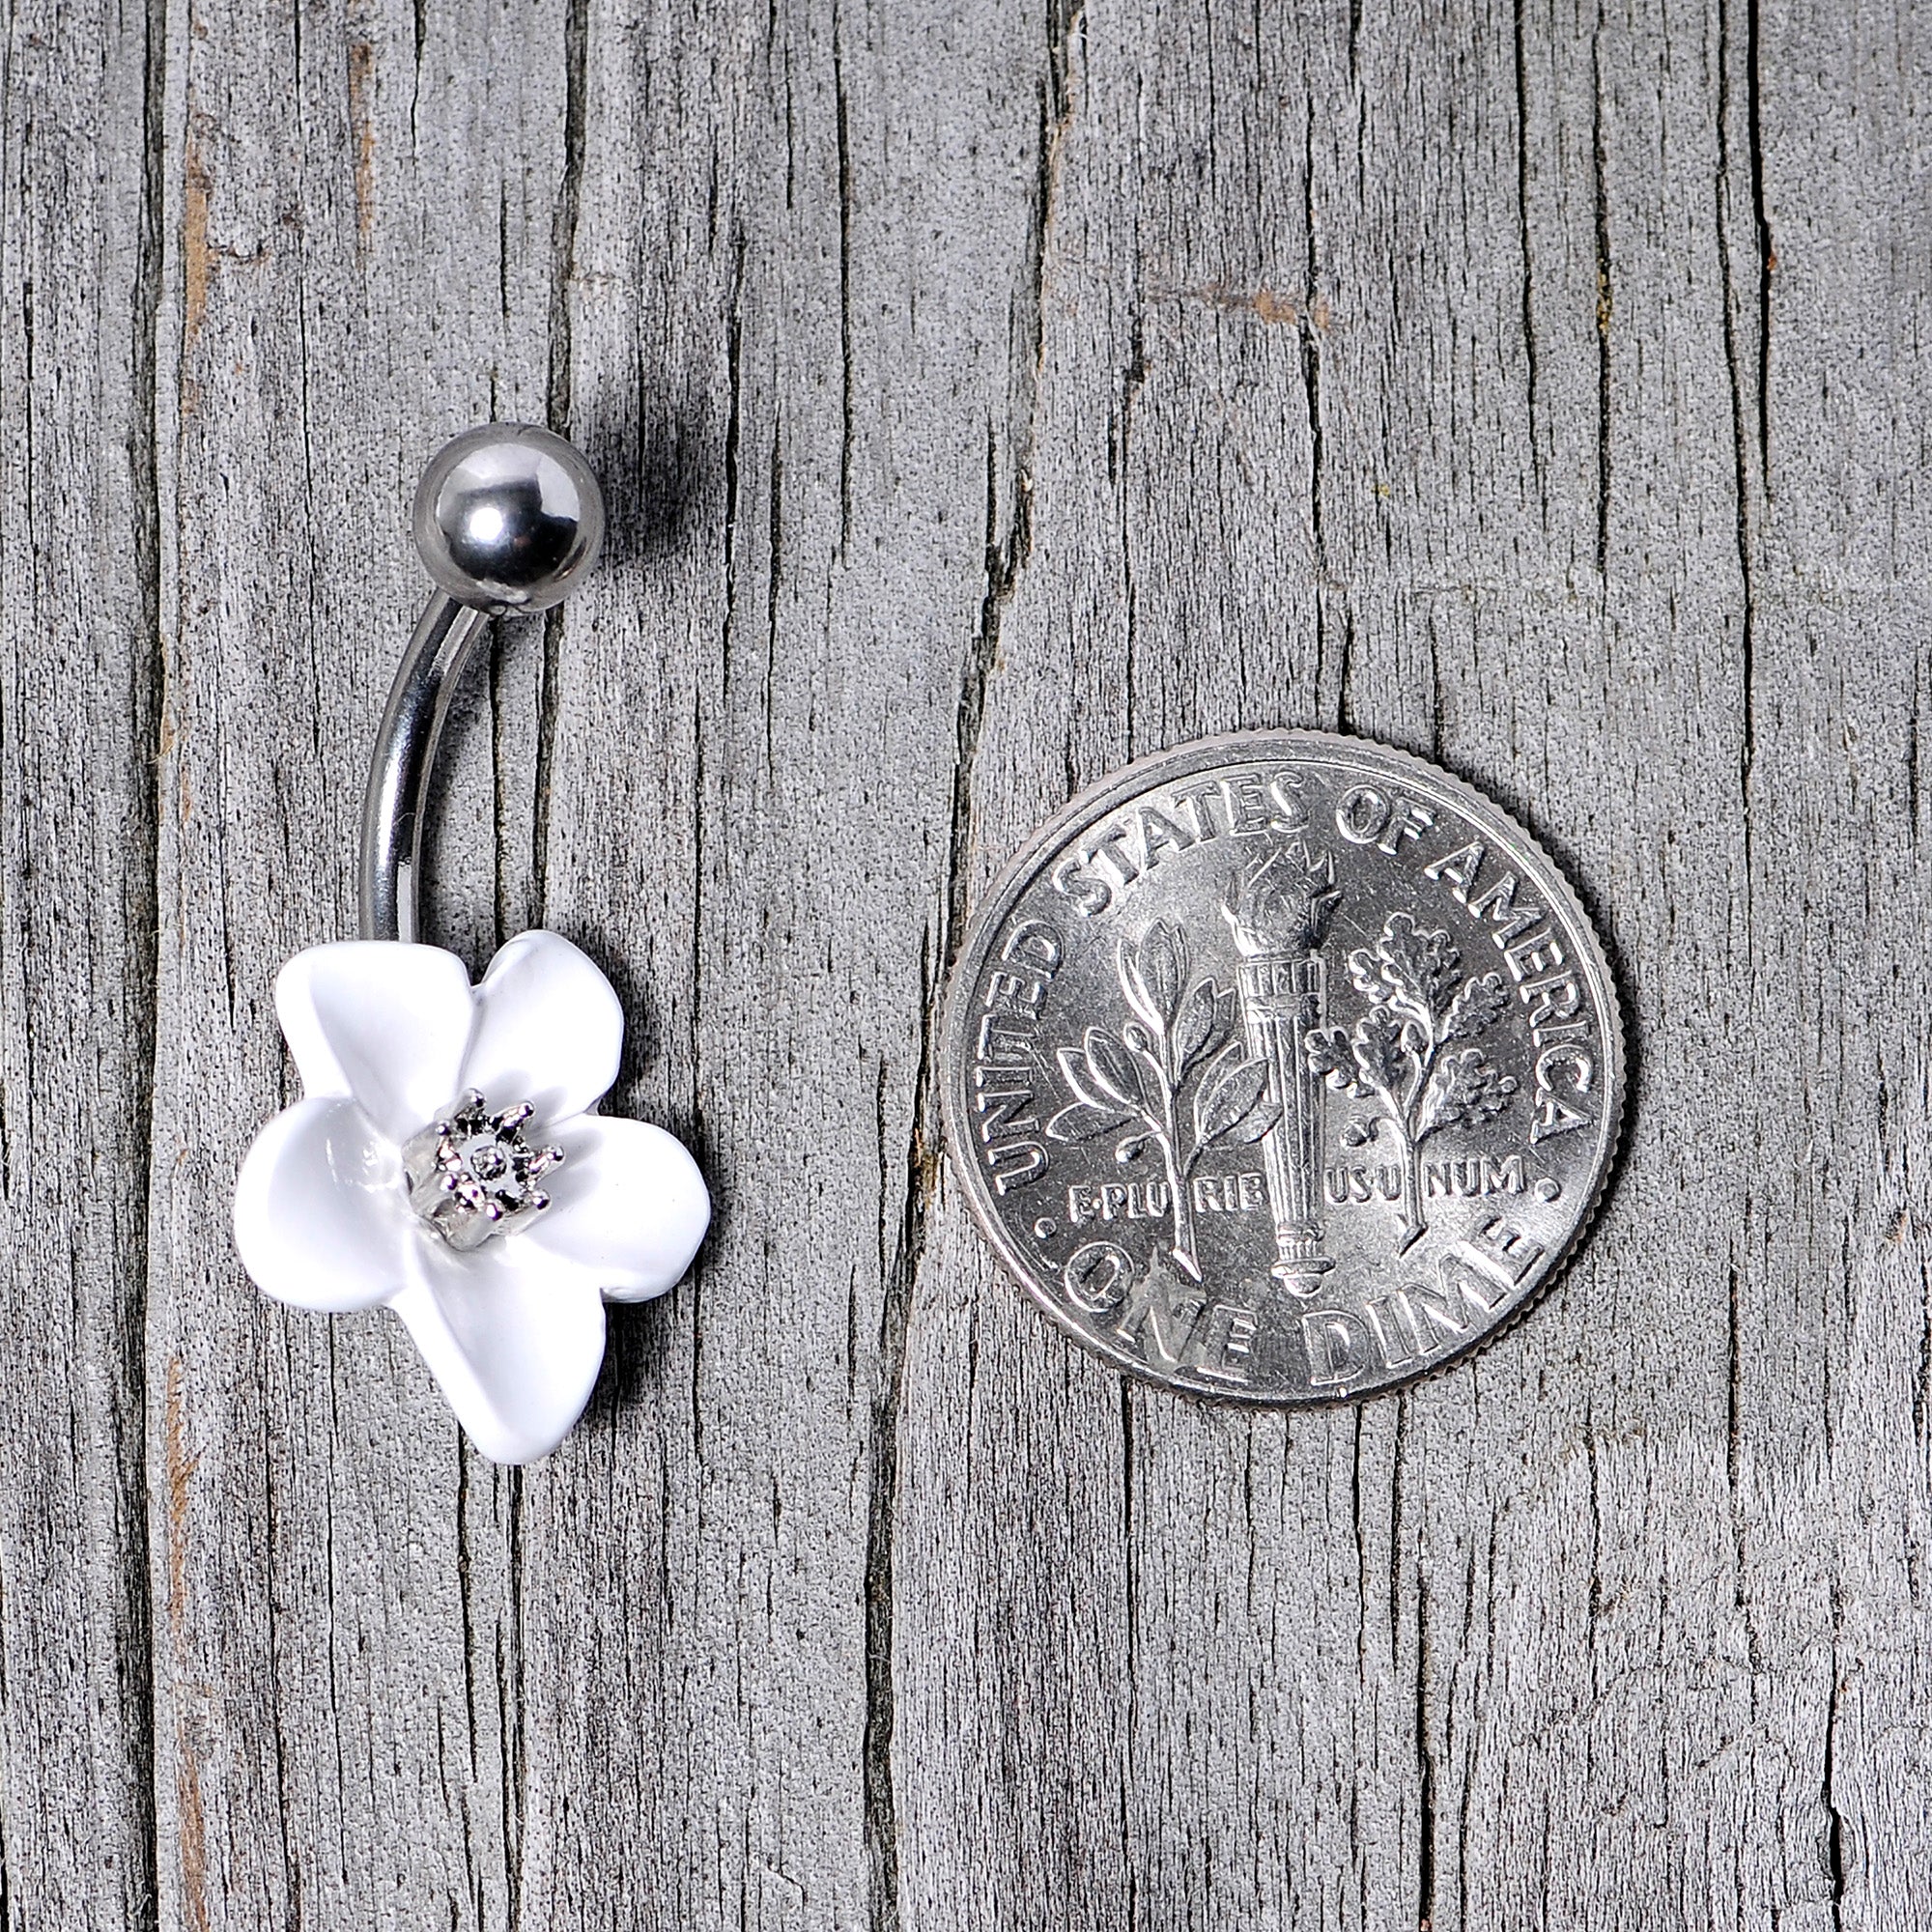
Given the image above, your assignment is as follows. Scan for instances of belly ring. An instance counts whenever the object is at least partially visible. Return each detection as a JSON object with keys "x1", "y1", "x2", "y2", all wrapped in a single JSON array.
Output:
[{"x1": 234, "y1": 425, "x2": 711, "y2": 1463}]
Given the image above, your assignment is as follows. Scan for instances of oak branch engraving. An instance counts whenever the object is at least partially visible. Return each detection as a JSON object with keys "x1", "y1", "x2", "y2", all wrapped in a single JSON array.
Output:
[{"x1": 1306, "y1": 912, "x2": 1517, "y2": 1253}]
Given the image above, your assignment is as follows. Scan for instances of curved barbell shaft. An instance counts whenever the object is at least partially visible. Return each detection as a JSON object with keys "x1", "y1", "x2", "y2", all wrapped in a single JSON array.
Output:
[
  {"x1": 356, "y1": 423, "x2": 606, "y2": 945},
  {"x1": 358, "y1": 593, "x2": 492, "y2": 943}
]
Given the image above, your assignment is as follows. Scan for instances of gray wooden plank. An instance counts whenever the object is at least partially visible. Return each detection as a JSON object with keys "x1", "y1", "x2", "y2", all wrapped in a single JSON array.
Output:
[
  {"x1": 896, "y1": 1, "x2": 1932, "y2": 1929},
  {"x1": 1725, "y1": 2, "x2": 1932, "y2": 1921},
  {"x1": 0, "y1": 0, "x2": 1924, "y2": 1923},
  {"x1": 500, "y1": 0, "x2": 1063, "y2": 1923},
  {"x1": 142, "y1": 1, "x2": 567, "y2": 1925},
  {"x1": 897, "y1": 0, "x2": 1432, "y2": 1917},
  {"x1": 0, "y1": 0, "x2": 162, "y2": 1922}
]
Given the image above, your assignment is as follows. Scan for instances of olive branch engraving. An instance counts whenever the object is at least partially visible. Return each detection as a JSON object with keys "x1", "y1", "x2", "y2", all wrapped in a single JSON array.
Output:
[
  {"x1": 1305, "y1": 912, "x2": 1517, "y2": 1253},
  {"x1": 1045, "y1": 921, "x2": 1281, "y2": 1279}
]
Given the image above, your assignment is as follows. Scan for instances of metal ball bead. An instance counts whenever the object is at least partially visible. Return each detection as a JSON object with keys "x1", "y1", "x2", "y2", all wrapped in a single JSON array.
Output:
[{"x1": 412, "y1": 423, "x2": 606, "y2": 613}]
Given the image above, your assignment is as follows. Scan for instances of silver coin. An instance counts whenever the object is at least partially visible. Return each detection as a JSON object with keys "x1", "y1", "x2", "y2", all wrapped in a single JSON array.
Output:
[{"x1": 940, "y1": 730, "x2": 1625, "y2": 1403}]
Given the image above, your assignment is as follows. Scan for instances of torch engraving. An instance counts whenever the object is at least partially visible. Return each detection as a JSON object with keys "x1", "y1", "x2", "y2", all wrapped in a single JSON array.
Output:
[{"x1": 1221, "y1": 841, "x2": 1341, "y2": 1296}]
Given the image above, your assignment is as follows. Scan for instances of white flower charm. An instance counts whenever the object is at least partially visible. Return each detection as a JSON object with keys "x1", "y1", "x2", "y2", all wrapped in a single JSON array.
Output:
[{"x1": 235, "y1": 930, "x2": 709, "y2": 1463}]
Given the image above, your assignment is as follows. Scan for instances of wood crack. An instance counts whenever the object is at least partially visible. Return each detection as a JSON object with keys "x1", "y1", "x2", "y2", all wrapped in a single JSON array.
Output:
[
  {"x1": 861, "y1": 12, "x2": 1084, "y2": 1923},
  {"x1": 834, "y1": 13, "x2": 854, "y2": 557},
  {"x1": 533, "y1": 0, "x2": 590, "y2": 926},
  {"x1": 1512, "y1": 0, "x2": 1543, "y2": 507},
  {"x1": 128, "y1": 0, "x2": 169, "y2": 1914},
  {"x1": 864, "y1": 1036, "x2": 917, "y2": 1932},
  {"x1": 1590, "y1": 2, "x2": 1612, "y2": 581},
  {"x1": 1717, "y1": 0, "x2": 1772, "y2": 894}
]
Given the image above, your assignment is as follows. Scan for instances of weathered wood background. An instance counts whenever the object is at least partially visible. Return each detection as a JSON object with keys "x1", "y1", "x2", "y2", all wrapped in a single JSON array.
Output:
[{"x1": 4, "y1": 0, "x2": 1928, "y2": 1922}]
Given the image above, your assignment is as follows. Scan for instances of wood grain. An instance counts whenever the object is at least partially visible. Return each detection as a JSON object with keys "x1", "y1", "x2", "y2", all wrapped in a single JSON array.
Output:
[
  {"x1": 2, "y1": 0, "x2": 1929, "y2": 1924},
  {"x1": 0, "y1": 0, "x2": 160, "y2": 1923}
]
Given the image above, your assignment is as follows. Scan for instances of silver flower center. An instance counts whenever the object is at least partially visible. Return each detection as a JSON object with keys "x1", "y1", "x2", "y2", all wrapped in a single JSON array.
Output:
[{"x1": 401, "y1": 1089, "x2": 564, "y2": 1252}]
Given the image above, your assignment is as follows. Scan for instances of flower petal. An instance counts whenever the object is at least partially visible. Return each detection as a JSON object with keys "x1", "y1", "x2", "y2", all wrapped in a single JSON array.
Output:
[
  {"x1": 389, "y1": 1238, "x2": 607, "y2": 1463},
  {"x1": 276, "y1": 942, "x2": 475, "y2": 1142},
  {"x1": 234, "y1": 1098, "x2": 412, "y2": 1313},
  {"x1": 522, "y1": 1116, "x2": 711, "y2": 1303},
  {"x1": 460, "y1": 930, "x2": 623, "y2": 1129}
]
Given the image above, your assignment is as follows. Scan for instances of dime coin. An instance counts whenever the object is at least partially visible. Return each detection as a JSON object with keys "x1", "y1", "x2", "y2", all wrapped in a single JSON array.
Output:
[{"x1": 940, "y1": 731, "x2": 1625, "y2": 1403}]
